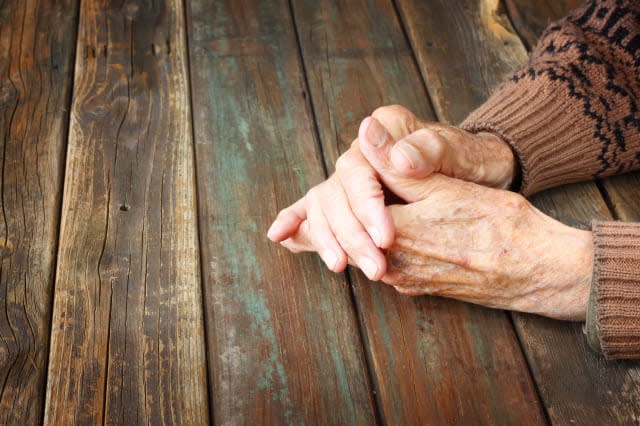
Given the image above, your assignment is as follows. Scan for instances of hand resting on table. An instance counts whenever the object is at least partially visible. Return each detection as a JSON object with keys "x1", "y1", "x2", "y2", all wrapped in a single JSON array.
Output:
[{"x1": 268, "y1": 105, "x2": 593, "y2": 320}]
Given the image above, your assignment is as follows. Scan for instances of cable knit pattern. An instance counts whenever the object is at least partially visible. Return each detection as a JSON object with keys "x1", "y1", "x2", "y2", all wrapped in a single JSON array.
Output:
[
  {"x1": 461, "y1": 0, "x2": 640, "y2": 359},
  {"x1": 461, "y1": 0, "x2": 640, "y2": 197}
]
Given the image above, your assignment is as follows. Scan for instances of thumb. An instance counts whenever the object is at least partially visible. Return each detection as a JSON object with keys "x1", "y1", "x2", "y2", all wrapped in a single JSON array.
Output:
[{"x1": 358, "y1": 117, "x2": 440, "y2": 202}]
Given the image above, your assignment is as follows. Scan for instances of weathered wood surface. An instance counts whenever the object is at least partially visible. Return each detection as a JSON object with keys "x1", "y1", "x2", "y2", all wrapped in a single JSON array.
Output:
[
  {"x1": 398, "y1": 0, "x2": 527, "y2": 124},
  {"x1": 502, "y1": 1, "x2": 640, "y2": 422},
  {"x1": 397, "y1": 0, "x2": 640, "y2": 421},
  {"x1": 186, "y1": 0, "x2": 376, "y2": 423},
  {"x1": 505, "y1": 0, "x2": 583, "y2": 49},
  {"x1": 0, "y1": 1, "x2": 78, "y2": 424},
  {"x1": 603, "y1": 173, "x2": 640, "y2": 222},
  {"x1": 290, "y1": 0, "x2": 544, "y2": 423},
  {"x1": 44, "y1": 0, "x2": 209, "y2": 423}
]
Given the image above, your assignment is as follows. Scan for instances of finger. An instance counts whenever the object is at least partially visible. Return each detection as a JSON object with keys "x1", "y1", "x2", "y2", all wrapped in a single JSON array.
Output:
[
  {"x1": 389, "y1": 128, "x2": 445, "y2": 178},
  {"x1": 358, "y1": 116, "x2": 436, "y2": 203},
  {"x1": 370, "y1": 104, "x2": 421, "y2": 141},
  {"x1": 280, "y1": 220, "x2": 313, "y2": 253},
  {"x1": 309, "y1": 183, "x2": 386, "y2": 280},
  {"x1": 267, "y1": 198, "x2": 307, "y2": 242},
  {"x1": 357, "y1": 116, "x2": 395, "y2": 174},
  {"x1": 327, "y1": 198, "x2": 387, "y2": 281},
  {"x1": 335, "y1": 148, "x2": 395, "y2": 248},
  {"x1": 306, "y1": 195, "x2": 348, "y2": 273}
]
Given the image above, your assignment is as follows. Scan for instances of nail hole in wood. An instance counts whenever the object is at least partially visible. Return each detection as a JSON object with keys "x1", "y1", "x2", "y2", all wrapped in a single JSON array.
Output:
[{"x1": 119, "y1": 204, "x2": 130, "y2": 212}]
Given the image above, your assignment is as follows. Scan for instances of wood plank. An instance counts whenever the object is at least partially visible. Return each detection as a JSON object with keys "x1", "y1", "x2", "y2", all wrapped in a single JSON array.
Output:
[
  {"x1": 290, "y1": 0, "x2": 545, "y2": 423},
  {"x1": 399, "y1": 0, "x2": 528, "y2": 125},
  {"x1": 186, "y1": 1, "x2": 376, "y2": 424},
  {"x1": 501, "y1": 1, "x2": 640, "y2": 422},
  {"x1": 395, "y1": 0, "x2": 640, "y2": 422},
  {"x1": 0, "y1": 1, "x2": 79, "y2": 424},
  {"x1": 603, "y1": 173, "x2": 640, "y2": 222},
  {"x1": 44, "y1": 0, "x2": 209, "y2": 423},
  {"x1": 505, "y1": 0, "x2": 583, "y2": 49}
]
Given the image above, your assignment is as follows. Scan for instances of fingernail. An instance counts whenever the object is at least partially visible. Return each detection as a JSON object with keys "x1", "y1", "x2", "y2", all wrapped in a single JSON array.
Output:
[
  {"x1": 394, "y1": 142, "x2": 421, "y2": 169},
  {"x1": 322, "y1": 250, "x2": 338, "y2": 271},
  {"x1": 359, "y1": 257, "x2": 379, "y2": 280},
  {"x1": 370, "y1": 227, "x2": 382, "y2": 247},
  {"x1": 366, "y1": 118, "x2": 387, "y2": 147}
]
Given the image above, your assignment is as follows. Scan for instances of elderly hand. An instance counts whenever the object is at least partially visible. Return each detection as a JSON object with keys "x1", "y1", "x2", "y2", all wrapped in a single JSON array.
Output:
[
  {"x1": 267, "y1": 106, "x2": 516, "y2": 279},
  {"x1": 383, "y1": 174, "x2": 593, "y2": 320},
  {"x1": 281, "y1": 170, "x2": 593, "y2": 320}
]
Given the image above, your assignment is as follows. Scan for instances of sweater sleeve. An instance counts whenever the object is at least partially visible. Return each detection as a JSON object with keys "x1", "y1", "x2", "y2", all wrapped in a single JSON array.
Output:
[
  {"x1": 460, "y1": 0, "x2": 640, "y2": 197},
  {"x1": 585, "y1": 221, "x2": 640, "y2": 359}
]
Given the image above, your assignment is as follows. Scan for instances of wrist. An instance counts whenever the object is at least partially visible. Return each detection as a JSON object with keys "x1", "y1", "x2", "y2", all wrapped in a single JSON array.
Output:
[
  {"x1": 536, "y1": 217, "x2": 594, "y2": 321},
  {"x1": 474, "y1": 131, "x2": 518, "y2": 190}
]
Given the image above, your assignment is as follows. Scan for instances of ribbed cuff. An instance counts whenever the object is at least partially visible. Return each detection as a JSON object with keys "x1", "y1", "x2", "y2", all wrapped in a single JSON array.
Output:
[
  {"x1": 460, "y1": 75, "x2": 598, "y2": 197},
  {"x1": 585, "y1": 221, "x2": 640, "y2": 360}
]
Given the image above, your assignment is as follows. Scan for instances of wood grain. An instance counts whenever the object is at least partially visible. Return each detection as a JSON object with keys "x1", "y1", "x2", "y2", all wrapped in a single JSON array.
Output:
[
  {"x1": 44, "y1": 0, "x2": 209, "y2": 423},
  {"x1": 186, "y1": 0, "x2": 376, "y2": 423},
  {"x1": 501, "y1": 1, "x2": 640, "y2": 422},
  {"x1": 505, "y1": 0, "x2": 583, "y2": 49},
  {"x1": 290, "y1": 0, "x2": 544, "y2": 423},
  {"x1": 0, "y1": 1, "x2": 78, "y2": 424},
  {"x1": 397, "y1": 0, "x2": 528, "y2": 125},
  {"x1": 602, "y1": 173, "x2": 640, "y2": 222}
]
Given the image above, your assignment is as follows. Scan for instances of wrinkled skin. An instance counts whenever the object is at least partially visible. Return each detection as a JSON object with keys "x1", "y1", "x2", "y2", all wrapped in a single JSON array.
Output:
[
  {"x1": 267, "y1": 105, "x2": 516, "y2": 279},
  {"x1": 268, "y1": 105, "x2": 593, "y2": 320},
  {"x1": 383, "y1": 174, "x2": 592, "y2": 320}
]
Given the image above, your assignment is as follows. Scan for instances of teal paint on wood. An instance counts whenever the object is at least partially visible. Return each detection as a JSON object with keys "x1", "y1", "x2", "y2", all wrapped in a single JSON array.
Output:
[
  {"x1": 291, "y1": 0, "x2": 544, "y2": 423},
  {"x1": 187, "y1": 0, "x2": 376, "y2": 424}
]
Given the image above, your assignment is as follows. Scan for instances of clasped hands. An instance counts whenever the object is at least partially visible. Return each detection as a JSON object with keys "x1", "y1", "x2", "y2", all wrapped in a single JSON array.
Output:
[{"x1": 268, "y1": 106, "x2": 593, "y2": 321}]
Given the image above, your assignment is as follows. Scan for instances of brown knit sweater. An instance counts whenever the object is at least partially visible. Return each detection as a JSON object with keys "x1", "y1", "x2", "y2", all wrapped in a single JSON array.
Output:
[{"x1": 461, "y1": 0, "x2": 640, "y2": 360}]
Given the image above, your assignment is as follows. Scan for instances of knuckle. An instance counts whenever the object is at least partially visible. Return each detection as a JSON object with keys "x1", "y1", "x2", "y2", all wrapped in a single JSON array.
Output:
[
  {"x1": 306, "y1": 185, "x2": 320, "y2": 200},
  {"x1": 372, "y1": 105, "x2": 418, "y2": 135},
  {"x1": 275, "y1": 210, "x2": 290, "y2": 222},
  {"x1": 334, "y1": 153, "x2": 353, "y2": 171},
  {"x1": 372, "y1": 104, "x2": 409, "y2": 119},
  {"x1": 413, "y1": 127, "x2": 440, "y2": 141},
  {"x1": 277, "y1": 204, "x2": 298, "y2": 219},
  {"x1": 508, "y1": 193, "x2": 529, "y2": 211}
]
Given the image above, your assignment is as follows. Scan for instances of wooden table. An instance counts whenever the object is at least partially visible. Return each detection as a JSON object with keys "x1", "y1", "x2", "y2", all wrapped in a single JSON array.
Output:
[{"x1": 1, "y1": 0, "x2": 639, "y2": 424}]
